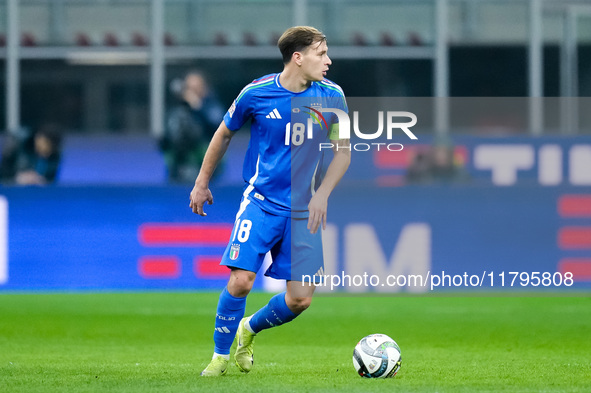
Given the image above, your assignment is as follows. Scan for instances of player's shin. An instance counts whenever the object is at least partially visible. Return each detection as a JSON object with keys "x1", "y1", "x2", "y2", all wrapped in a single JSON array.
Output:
[
  {"x1": 213, "y1": 287, "x2": 246, "y2": 356},
  {"x1": 247, "y1": 291, "x2": 297, "y2": 333}
]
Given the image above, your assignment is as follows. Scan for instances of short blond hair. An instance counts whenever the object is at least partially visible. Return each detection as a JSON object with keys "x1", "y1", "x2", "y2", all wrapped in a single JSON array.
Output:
[{"x1": 277, "y1": 26, "x2": 326, "y2": 64}]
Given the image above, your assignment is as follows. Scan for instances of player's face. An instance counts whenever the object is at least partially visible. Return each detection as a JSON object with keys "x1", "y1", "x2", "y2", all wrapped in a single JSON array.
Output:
[{"x1": 300, "y1": 40, "x2": 331, "y2": 82}]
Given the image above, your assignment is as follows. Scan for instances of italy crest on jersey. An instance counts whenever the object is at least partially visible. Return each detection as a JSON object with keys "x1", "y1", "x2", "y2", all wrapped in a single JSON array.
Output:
[
  {"x1": 306, "y1": 102, "x2": 323, "y2": 125},
  {"x1": 229, "y1": 244, "x2": 240, "y2": 260}
]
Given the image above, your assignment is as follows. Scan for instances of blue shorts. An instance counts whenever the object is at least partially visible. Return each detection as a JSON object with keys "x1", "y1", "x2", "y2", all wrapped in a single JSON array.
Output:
[{"x1": 220, "y1": 197, "x2": 323, "y2": 282}]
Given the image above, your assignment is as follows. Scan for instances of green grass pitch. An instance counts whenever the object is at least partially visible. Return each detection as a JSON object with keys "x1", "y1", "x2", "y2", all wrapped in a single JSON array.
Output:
[{"x1": 0, "y1": 292, "x2": 589, "y2": 392}]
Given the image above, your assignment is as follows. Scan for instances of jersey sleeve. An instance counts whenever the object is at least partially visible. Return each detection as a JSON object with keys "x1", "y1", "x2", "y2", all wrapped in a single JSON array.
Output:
[
  {"x1": 223, "y1": 87, "x2": 254, "y2": 131},
  {"x1": 327, "y1": 88, "x2": 348, "y2": 141},
  {"x1": 335, "y1": 90, "x2": 348, "y2": 114}
]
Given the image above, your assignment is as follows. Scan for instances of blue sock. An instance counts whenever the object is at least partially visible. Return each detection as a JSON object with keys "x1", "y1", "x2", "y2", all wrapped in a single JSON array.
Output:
[
  {"x1": 248, "y1": 292, "x2": 297, "y2": 334},
  {"x1": 213, "y1": 287, "x2": 246, "y2": 355}
]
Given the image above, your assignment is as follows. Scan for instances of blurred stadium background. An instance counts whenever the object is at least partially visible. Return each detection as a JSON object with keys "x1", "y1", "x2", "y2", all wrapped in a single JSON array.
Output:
[{"x1": 1, "y1": 0, "x2": 591, "y2": 292}]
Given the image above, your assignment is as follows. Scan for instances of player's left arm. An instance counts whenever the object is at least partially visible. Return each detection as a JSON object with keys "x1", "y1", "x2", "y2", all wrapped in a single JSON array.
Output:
[{"x1": 307, "y1": 135, "x2": 351, "y2": 234}]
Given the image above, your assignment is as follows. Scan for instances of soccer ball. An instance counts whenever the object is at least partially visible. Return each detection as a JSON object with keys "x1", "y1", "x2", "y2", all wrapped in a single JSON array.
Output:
[{"x1": 352, "y1": 334, "x2": 401, "y2": 378}]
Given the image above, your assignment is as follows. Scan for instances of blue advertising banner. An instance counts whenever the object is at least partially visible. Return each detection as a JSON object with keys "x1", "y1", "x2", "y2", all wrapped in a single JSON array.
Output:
[
  {"x1": 0, "y1": 183, "x2": 590, "y2": 292},
  {"x1": 0, "y1": 186, "x2": 241, "y2": 291},
  {"x1": 319, "y1": 185, "x2": 591, "y2": 293}
]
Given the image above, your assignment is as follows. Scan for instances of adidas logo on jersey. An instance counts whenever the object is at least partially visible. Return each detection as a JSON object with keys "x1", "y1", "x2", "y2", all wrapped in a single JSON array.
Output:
[{"x1": 265, "y1": 108, "x2": 282, "y2": 119}]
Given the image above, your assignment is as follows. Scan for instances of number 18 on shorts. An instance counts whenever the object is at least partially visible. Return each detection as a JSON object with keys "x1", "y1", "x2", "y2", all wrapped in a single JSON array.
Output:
[{"x1": 220, "y1": 199, "x2": 324, "y2": 283}]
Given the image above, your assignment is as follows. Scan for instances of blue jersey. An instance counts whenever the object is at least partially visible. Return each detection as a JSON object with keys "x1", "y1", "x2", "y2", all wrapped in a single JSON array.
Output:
[{"x1": 224, "y1": 73, "x2": 347, "y2": 218}]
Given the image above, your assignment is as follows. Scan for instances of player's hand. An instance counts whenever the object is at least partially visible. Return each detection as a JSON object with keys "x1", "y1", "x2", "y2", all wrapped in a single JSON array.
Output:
[
  {"x1": 307, "y1": 192, "x2": 328, "y2": 234},
  {"x1": 189, "y1": 183, "x2": 213, "y2": 216}
]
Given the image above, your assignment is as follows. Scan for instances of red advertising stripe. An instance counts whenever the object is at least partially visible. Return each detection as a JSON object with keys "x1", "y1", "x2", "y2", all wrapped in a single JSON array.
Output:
[
  {"x1": 194, "y1": 256, "x2": 230, "y2": 278},
  {"x1": 373, "y1": 145, "x2": 468, "y2": 169},
  {"x1": 139, "y1": 223, "x2": 233, "y2": 247},
  {"x1": 558, "y1": 195, "x2": 591, "y2": 217},
  {"x1": 374, "y1": 146, "x2": 422, "y2": 169},
  {"x1": 558, "y1": 258, "x2": 591, "y2": 281},
  {"x1": 558, "y1": 227, "x2": 591, "y2": 249},
  {"x1": 138, "y1": 256, "x2": 181, "y2": 279}
]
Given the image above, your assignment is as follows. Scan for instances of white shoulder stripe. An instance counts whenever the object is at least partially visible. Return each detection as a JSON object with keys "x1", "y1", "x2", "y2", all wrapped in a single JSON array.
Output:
[
  {"x1": 319, "y1": 79, "x2": 345, "y2": 95},
  {"x1": 248, "y1": 76, "x2": 275, "y2": 87},
  {"x1": 236, "y1": 75, "x2": 277, "y2": 98}
]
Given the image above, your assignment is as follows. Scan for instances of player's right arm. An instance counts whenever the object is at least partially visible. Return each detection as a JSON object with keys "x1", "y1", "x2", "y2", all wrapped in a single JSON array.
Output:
[
  {"x1": 190, "y1": 79, "x2": 254, "y2": 216},
  {"x1": 189, "y1": 121, "x2": 235, "y2": 216}
]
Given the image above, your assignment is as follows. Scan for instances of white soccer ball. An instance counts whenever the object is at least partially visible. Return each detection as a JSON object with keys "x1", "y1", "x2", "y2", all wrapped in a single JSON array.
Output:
[{"x1": 352, "y1": 333, "x2": 402, "y2": 378}]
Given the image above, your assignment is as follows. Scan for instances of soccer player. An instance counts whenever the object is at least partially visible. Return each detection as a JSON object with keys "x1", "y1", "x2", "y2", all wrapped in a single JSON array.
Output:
[{"x1": 189, "y1": 26, "x2": 350, "y2": 377}]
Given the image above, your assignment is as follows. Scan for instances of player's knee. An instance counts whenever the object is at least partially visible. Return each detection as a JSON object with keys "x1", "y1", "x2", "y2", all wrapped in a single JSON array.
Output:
[
  {"x1": 227, "y1": 269, "x2": 256, "y2": 297},
  {"x1": 287, "y1": 296, "x2": 312, "y2": 314}
]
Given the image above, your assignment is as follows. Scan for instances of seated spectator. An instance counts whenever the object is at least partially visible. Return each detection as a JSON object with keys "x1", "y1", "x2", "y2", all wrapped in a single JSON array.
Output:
[{"x1": 15, "y1": 124, "x2": 63, "y2": 185}]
